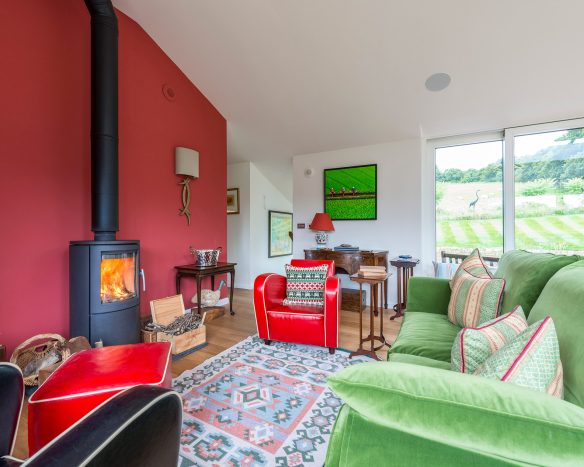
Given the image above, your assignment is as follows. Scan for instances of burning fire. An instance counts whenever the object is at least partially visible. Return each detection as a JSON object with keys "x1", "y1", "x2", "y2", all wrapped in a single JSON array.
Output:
[{"x1": 100, "y1": 257, "x2": 136, "y2": 303}]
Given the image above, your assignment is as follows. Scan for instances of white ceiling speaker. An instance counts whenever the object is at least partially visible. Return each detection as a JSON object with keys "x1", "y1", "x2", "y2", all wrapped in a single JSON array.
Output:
[
  {"x1": 304, "y1": 168, "x2": 314, "y2": 177},
  {"x1": 425, "y1": 73, "x2": 452, "y2": 92}
]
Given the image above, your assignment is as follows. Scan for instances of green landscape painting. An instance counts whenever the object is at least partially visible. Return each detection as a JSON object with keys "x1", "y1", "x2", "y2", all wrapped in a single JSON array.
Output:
[{"x1": 324, "y1": 164, "x2": 377, "y2": 220}]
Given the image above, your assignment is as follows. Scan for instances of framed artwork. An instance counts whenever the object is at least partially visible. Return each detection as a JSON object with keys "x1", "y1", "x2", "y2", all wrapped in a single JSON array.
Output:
[
  {"x1": 268, "y1": 211, "x2": 293, "y2": 257},
  {"x1": 323, "y1": 164, "x2": 377, "y2": 220},
  {"x1": 227, "y1": 188, "x2": 240, "y2": 215}
]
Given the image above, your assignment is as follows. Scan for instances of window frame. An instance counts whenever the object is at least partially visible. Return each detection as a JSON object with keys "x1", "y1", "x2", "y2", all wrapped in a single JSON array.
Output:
[
  {"x1": 425, "y1": 117, "x2": 584, "y2": 263},
  {"x1": 424, "y1": 131, "x2": 504, "y2": 265}
]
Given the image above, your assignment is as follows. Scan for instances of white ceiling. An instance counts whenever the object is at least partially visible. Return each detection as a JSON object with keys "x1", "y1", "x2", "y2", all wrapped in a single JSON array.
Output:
[{"x1": 114, "y1": 0, "x2": 584, "y2": 193}]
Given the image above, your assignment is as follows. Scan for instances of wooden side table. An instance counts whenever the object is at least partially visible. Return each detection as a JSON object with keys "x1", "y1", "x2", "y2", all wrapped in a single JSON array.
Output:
[
  {"x1": 390, "y1": 257, "x2": 419, "y2": 320},
  {"x1": 175, "y1": 262, "x2": 237, "y2": 315},
  {"x1": 348, "y1": 274, "x2": 390, "y2": 361}
]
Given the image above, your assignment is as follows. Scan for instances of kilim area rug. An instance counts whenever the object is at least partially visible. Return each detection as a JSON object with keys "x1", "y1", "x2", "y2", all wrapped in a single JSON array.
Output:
[{"x1": 173, "y1": 336, "x2": 371, "y2": 466}]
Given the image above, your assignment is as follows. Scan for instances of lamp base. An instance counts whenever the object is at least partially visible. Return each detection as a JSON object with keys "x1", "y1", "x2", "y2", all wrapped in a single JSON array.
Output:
[{"x1": 315, "y1": 231, "x2": 328, "y2": 245}]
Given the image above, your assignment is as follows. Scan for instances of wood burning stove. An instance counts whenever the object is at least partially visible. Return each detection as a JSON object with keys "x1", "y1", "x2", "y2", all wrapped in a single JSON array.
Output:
[
  {"x1": 70, "y1": 241, "x2": 140, "y2": 346},
  {"x1": 69, "y1": 0, "x2": 140, "y2": 346}
]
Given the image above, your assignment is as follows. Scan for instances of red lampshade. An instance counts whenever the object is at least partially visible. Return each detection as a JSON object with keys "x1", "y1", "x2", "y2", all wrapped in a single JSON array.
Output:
[{"x1": 309, "y1": 213, "x2": 335, "y2": 232}]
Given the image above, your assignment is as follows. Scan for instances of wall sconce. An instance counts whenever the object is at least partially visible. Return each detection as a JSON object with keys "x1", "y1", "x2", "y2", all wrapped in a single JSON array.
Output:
[{"x1": 175, "y1": 147, "x2": 199, "y2": 225}]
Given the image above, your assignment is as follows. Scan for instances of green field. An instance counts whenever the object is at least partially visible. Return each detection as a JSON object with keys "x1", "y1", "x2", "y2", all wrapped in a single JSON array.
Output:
[
  {"x1": 324, "y1": 165, "x2": 376, "y2": 220},
  {"x1": 436, "y1": 180, "x2": 584, "y2": 255},
  {"x1": 324, "y1": 165, "x2": 376, "y2": 193},
  {"x1": 437, "y1": 214, "x2": 584, "y2": 252},
  {"x1": 325, "y1": 198, "x2": 376, "y2": 220}
]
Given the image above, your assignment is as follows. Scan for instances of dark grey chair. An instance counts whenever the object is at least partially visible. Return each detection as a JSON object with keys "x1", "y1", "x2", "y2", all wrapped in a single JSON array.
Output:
[{"x1": 0, "y1": 362, "x2": 182, "y2": 467}]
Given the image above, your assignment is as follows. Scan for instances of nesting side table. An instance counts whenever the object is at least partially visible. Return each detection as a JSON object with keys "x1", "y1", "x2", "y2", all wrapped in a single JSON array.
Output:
[
  {"x1": 348, "y1": 273, "x2": 390, "y2": 361},
  {"x1": 390, "y1": 257, "x2": 419, "y2": 320}
]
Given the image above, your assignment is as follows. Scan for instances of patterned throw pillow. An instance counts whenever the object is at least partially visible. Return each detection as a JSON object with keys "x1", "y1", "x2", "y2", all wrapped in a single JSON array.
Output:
[
  {"x1": 448, "y1": 269, "x2": 505, "y2": 327},
  {"x1": 475, "y1": 317, "x2": 563, "y2": 398},
  {"x1": 283, "y1": 264, "x2": 328, "y2": 307},
  {"x1": 451, "y1": 306, "x2": 528, "y2": 374},
  {"x1": 451, "y1": 248, "x2": 493, "y2": 285}
]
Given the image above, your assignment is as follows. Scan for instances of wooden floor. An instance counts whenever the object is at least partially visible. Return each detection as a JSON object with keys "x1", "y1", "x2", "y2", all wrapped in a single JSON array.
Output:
[{"x1": 13, "y1": 288, "x2": 402, "y2": 460}]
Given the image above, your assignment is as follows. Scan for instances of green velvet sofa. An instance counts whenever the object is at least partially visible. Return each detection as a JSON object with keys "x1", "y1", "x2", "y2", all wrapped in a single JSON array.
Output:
[{"x1": 327, "y1": 251, "x2": 584, "y2": 466}]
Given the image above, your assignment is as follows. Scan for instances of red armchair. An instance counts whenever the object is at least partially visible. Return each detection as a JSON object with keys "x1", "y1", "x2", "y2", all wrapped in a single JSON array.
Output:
[{"x1": 253, "y1": 259, "x2": 340, "y2": 353}]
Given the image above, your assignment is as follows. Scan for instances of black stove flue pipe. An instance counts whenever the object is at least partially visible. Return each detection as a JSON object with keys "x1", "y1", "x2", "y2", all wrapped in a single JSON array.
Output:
[{"x1": 85, "y1": 0, "x2": 118, "y2": 241}]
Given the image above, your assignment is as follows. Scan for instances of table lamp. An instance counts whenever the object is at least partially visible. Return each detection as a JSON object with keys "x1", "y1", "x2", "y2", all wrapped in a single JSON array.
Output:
[{"x1": 309, "y1": 213, "x2": 335, "y2": 246}]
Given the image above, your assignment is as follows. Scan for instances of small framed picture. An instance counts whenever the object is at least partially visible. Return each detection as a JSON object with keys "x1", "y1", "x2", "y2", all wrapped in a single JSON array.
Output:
[
  {"x1": 269, "y1": 211, "x2": 293, "y2": 257},
  {"x1": 227, "y1": 188, "x2": 240, "y2": 215}
]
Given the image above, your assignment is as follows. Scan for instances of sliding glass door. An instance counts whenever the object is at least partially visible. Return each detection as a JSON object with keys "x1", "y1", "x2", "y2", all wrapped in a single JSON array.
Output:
[
  {"x1": 431, "y1": 119, "x2": 584, "y2": 260},
  {"x1": 435, "y1": 140, "x2": 504, "y2": 260},
  {"x1": 512, "y1": 127, "x2": 584, "y2": 254}
]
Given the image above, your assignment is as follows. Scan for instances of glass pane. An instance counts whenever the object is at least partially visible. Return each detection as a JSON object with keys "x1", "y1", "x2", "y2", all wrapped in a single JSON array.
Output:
[
  {"x1": 435, "y1": 141, "x2": 504, "y2": 261},
  {"x1": 514, "y1": 128, "x2": 584, "y2": 254},
  {"x1": 100, "y1": 251, "x2": 137, "y2": 303}
]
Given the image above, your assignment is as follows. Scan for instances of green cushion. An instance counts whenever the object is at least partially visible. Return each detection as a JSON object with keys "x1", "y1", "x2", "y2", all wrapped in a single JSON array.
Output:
[
  {"x1": 451, "y1": 306, "x2": 528, "y2": 374},
  {"x1": 476, "y1": 317, "x2": 563, "y2": 398},
  {"x1": 327, "y1": 362, "x2": 584, "y2": 466},
  {"x1": 494, "y1": 250, "x2": 578, "y2": 316},
  {"x1": 388, "y1": 312, "x2": 460, "y2": 362},
  {"x1": 529, "y1": 260, "x2": 584, "y2": 408},
  {"x1": 451, "y1": 248, "x2": 493, "y2": 282},
  {"x1": 387, "y1": 352, "x2": 451, "y2": 371},
  {"x1": 447, "y1": 269, "x2": 505, "y2": 327}
]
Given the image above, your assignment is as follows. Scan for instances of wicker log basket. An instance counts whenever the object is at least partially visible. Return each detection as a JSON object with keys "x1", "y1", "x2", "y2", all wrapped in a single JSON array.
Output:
[{"x1": 10, "y1": 334, "x2": 70, "y2": 386}]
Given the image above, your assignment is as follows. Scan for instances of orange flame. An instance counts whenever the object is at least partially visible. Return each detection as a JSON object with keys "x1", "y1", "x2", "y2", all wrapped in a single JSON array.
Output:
[{"x1": 100, "y1": 257, "x2": 135, "y2": 303}]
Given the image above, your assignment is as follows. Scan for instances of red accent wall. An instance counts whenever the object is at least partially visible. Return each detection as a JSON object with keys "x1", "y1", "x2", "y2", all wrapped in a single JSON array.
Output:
[{"x1": 0, "y1": 1, "x2": 227, "y2": 355}]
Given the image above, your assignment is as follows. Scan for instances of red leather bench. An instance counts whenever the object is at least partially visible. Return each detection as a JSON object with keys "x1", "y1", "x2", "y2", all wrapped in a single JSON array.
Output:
[{"x1": 28, "y1": 342, "x2": 172, "y2": 454}]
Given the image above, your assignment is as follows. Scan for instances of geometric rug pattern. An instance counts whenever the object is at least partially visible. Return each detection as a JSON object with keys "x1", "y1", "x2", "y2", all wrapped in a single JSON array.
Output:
[{"x1": 173, "y1": 336, "x2": 371, "y2": 466}]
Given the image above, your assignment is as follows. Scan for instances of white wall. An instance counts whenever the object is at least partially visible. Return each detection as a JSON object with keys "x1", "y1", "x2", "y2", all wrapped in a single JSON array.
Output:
[
  {"x1": 227, "y1": 161, "x2": 293, "y2": 289},
  {"x1": 227, "y1": 162, "x2": 251, "y2": 288},
  {"x1": 292, "y1": 138, "x2": 428, "y2": 305},
  {"x1": 249, "y1": 163, "x2": 294, "y2": 281}
]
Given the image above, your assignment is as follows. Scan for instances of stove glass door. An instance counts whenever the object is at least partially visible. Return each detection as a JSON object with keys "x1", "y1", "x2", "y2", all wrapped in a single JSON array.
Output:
[{"x1": 100, "y1": 251, "x2": 137, "y2": 303}]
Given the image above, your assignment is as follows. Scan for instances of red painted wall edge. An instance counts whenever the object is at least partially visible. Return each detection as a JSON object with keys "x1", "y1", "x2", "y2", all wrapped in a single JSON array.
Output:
[{"x1": 0, "y1": 1, "x2": 227, "y2": 355}]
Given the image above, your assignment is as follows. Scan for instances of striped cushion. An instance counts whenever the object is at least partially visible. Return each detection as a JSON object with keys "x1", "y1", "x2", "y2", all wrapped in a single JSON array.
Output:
[
  {"x1": 475, "y1": 317, "x2": 563, "y2": 398},
  {"x1": 283, "y1": 264, "x2": 328, "y2": 307},
  {"x1": 451, "y1": 306, "x2": 528, "y2": 374},
  {"x1": 448, "y1": 269, "x2": 505, "y2": 327},
  {"x1": 451, "y1": 248, "x2": 492, "y2": 285}
]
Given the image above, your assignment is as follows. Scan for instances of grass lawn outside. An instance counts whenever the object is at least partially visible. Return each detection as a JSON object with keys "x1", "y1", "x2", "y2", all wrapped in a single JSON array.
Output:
[
  {"x1": 437, "y1": 181, "x2": 584, "y2": 257},
  {"x1": 437, "y1": 213, "x2": 584, "y2": 254}
]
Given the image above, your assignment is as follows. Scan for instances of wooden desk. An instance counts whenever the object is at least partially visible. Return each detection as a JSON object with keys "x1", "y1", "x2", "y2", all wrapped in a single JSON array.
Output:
[
  {"x1": 175, "y1": 262, "x2": 236, "y2": 315},
  {"x1": 304, "y1": 249, "x2": 389, "y2": 308}
]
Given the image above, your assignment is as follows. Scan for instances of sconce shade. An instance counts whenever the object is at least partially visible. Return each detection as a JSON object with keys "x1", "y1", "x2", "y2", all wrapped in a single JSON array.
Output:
[
  {"x1": 309, "y1": 213, "x2": 335, "y2": 232},
  {"x1": 175, "y1": 147, "x2": 199, "y2": 178}
]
